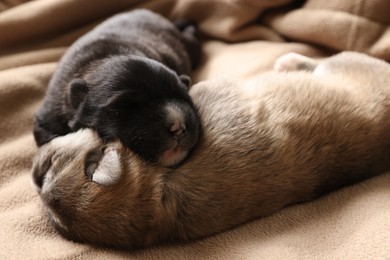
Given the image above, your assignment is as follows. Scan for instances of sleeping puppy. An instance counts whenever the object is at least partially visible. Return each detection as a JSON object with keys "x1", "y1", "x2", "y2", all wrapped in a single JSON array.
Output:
[
  {"x1": 33, "y1": 9, "x2": 201, "y2": 166},
  {"x1": 32, "y1": 52, "x2": 390, "y2": 249}
]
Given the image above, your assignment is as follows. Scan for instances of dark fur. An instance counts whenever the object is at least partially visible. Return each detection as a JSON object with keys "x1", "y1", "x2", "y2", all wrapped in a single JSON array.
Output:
[{"x1": 33, "y1": 9, "x2": 201, "y2": 165}]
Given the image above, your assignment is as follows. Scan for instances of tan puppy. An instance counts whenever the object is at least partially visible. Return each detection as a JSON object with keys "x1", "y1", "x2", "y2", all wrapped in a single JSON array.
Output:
[{"x1": 32, "y1": 52, "x2": 390, "y2": 249}]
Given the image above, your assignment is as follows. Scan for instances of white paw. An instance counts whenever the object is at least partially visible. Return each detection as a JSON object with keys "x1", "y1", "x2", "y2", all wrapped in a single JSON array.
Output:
[
  {"x1": 274, "y1": 52, "x2": 316, "y2": 72},
  {"x1": 92, "y1": 148, "x2": 122, "y2": 186}
]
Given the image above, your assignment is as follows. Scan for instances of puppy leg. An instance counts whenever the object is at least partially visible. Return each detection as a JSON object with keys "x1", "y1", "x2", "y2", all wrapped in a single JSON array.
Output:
[
  {"x1": 274, "y1": 52, "x2": 318, "y2": 72},
  {"x1": 312, "y1": 52, "x2": 390, "y2": 94},
  {"x1": 174, "y1": 20, "x2": 201, "y2": 69}
]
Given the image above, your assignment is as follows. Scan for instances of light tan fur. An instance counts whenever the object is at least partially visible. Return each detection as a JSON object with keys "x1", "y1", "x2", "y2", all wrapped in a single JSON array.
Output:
[{"x1": 32, "y1": 52, "x2": 390, "y2": 249}]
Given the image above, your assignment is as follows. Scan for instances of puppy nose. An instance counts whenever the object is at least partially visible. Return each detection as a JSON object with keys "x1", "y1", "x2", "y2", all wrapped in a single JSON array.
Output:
[{"x1": 170, "y1": 121, "x2": 186, "y2": 139}]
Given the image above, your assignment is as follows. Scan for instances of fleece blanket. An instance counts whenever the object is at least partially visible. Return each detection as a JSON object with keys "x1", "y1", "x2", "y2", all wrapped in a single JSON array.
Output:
[{"x1": 0, "y1": 0, "x2": 389, "y2": 259}]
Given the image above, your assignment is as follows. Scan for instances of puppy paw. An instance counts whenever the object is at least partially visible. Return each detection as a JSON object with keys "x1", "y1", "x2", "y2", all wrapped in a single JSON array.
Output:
[
  {"x1": 274, "y1": 52, "x2": 317, "y2": 72},
  {"x1": 174, "y1": 20, "x2": 197, "y2": 34}
]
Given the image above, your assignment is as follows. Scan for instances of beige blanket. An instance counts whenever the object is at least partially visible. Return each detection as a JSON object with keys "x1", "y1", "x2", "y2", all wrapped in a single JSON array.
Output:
[{"x1": 0, "y1": 0, "x2": 389, "y2": 259}]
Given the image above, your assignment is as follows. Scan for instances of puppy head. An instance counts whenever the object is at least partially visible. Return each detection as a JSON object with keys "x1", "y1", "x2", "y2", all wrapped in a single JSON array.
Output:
[
  {"x1": 67, "y1": 56, "x2": 200, "y2": 167},
  {"x1": 32, "y1": 129, "x2": 163, "y2": 249}
]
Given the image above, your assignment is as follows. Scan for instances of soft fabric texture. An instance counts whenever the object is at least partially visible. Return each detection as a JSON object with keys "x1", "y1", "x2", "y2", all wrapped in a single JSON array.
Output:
[{"x1": 0, "y1": 0, "x2": 389, "y2": 259}]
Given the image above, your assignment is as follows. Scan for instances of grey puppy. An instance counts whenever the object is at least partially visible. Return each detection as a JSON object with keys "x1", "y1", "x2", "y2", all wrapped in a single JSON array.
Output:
[
  {"x1": 33, "y1": 9, "x2": 201, "y2": 166},
  {"x1": 32, "y1": 52, "x2": 390, "y2": 249}
]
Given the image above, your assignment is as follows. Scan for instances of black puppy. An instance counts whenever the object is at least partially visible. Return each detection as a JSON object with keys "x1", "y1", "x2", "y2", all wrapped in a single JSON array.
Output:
[{"x1": 34, "y1": 9, "x2": 201, "y2": 166}]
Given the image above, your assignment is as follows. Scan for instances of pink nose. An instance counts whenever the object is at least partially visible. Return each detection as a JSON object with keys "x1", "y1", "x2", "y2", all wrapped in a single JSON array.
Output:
[{"x1": 170, "y1": 122, "x2": 186, "y2": 139}]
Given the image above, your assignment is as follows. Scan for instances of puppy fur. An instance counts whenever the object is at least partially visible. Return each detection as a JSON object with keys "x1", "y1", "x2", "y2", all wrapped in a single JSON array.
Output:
[
  {"x1": 32, "y1": 52, "x2": 390, "y2": 249},
  {"x1": 33, "y1": 9, "x2": 201, "y2": 166}
]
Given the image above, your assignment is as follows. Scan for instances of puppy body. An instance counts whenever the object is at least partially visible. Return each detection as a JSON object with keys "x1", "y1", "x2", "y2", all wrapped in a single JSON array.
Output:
[
  {"x1": 34, "y1": 9, "x2": 201, "y2": 166},
  {"x1": 32, "y1": 52, "x2": 390, "y2": 249}
]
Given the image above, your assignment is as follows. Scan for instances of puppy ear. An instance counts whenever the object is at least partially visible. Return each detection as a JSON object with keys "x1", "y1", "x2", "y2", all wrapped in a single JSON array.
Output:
[
  {"x1": 84, "y1": 148, "x2": 122, "y2": 186},
  {"x1": 68, "y1": 79, "x2": 89, "y2": 109},
  {"x1": 179, "y1": 75, "x2": 191, "y2": 89}
]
